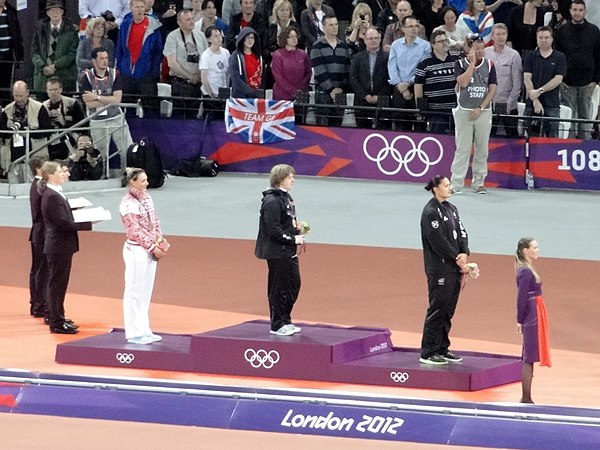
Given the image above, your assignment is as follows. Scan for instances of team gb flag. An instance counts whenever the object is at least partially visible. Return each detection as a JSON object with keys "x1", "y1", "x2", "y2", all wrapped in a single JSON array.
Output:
[{"x1": 225, "y1": 98, "x2": 296, "y2": 144}]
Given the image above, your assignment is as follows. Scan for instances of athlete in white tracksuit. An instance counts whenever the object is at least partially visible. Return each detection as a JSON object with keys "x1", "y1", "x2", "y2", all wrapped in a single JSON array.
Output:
[{"x1": 119, "y1": 168, "x2": 169, "y2": 344}]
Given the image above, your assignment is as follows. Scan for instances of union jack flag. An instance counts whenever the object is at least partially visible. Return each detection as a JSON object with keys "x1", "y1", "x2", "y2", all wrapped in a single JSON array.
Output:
[{"x1": 225, "y1": 98, "x2": 296, "y2": 144}]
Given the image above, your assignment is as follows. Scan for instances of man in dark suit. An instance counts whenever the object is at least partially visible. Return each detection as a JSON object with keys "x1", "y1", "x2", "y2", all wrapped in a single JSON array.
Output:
[
  {"x1": 349, "y1": 27, "x2": 392, "y2": 129},
  {"x1": 40, "y1": 161, "x2": 92, "y2": 334},
  {"x1": 28, "y1": 156, "x2": 48, "y2": 318}
]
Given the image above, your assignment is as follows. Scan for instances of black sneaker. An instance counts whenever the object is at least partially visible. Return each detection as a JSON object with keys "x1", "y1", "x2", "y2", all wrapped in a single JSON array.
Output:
[
  {"x1": 441, "y1": 351, "x2": 463, "y2": 362},
  {"x1": 419, "y1": 355, "x2": 448, "y2": 365}
]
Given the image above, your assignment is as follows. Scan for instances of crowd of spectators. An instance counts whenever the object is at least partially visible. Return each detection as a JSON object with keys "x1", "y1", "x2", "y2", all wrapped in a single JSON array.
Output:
[{"x1": 1, "y1": 0, "x2": 600, "y2": 147}]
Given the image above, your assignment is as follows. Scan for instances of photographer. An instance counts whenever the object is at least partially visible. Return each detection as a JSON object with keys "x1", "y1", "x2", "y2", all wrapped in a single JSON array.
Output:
[
  {"x1": 345, "y1": 3, "x2": 373, "y2": 56},
  {"x1": 163, "y1": 9, "x2": 208, "y2": 98},
  {"x1": 43, "y1": 76, "x2": 86, "y2": 160},
  {"x1": 67, "y1": 135, "x2": 103, "y2": 181},
  {"x1": 0, "y1": 81, "x2": 51, "y2": 178}
]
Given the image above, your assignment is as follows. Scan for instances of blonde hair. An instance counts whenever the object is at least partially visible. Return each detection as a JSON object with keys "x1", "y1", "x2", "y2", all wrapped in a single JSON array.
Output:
[
  {"x1": 515, "y1": 237, "x2": 541, "y2": 283},
  {"x1": 85, "y1": 17, "x2": 108, "y2": 39},
  {"x1": 350, "y1": 3, "x2": 373, "y2": 30},
  {"x1": 121, "y1": 167, "x2": 146, "y2": 187},
  {"x1": 271, "y1": 0, "x2": 295, "y2": 25}
]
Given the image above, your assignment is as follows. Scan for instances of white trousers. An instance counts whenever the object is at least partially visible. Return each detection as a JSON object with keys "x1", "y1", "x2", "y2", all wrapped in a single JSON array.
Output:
[
  {"x1": 123, "y1": 242, "x2": 157, "y2": 339},
  {"x1": 451, "y1": 107, "x2": 493, "y2": 190}
]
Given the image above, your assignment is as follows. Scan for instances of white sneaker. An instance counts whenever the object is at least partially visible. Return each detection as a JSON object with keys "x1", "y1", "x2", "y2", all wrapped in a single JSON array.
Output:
[
  {"x1": 127, "y1": 335, "x2": 154, "y2": 345},
  {"x1": 289, "y1": 324, "x2": 302, "y2": 334},
  {"x1": 269, "y1": 325, "x2": 295, "y2": 336},
  {"x1": 146, "y1": 333, "x2": 162, "y2": 342}
]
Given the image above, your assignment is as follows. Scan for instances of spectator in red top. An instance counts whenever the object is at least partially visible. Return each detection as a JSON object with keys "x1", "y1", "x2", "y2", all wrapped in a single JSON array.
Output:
[
  {"x1": 116, "y1": 0, "x2": 164, "y2": 98},
  {"x1": 228, "y1": 26, "x2": 263, "y2": 98}
]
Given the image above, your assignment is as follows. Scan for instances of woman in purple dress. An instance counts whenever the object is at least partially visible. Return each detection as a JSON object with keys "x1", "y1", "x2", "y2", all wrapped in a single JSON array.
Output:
[{"x1": 515, "y1": 237, "x2": 551, "y2": 404}]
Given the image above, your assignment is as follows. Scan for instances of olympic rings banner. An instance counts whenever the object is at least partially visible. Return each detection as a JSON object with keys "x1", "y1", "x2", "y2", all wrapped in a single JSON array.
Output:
[{"x1": 128, "y1": 118, "x2": 598, "y2": 190}]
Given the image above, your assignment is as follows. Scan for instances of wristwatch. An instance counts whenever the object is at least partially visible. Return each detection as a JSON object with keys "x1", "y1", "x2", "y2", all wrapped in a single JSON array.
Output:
[{"x1": 539, "y1": 87, "x2": 545, "y2": 93}]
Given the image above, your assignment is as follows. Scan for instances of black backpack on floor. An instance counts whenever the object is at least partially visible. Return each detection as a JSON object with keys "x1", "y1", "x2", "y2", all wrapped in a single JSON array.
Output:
[
  {"x1": 172, "y1": 156, "x2": 219, "y2": 177},
  {"x1": 127, "y1": 138, "x2": 166, "y2": 188}
]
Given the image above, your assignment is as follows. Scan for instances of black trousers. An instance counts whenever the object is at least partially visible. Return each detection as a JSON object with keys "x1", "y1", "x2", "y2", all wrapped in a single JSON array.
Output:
[
  {"x1": 46, "y1": 251, "x2": 73, "y2": 327},
  {"x1": 29, "y1": 240, "x2": 48, "y2": 315},
  {"x1": 267, "y1": 256, "x2": 301, "y2": 331},
  {"x1": 315, "y1": 92, "x2": 343, "y2": 127},
  {"x1": 420, "y1": 271, "x2": 461, "y2": 359}
]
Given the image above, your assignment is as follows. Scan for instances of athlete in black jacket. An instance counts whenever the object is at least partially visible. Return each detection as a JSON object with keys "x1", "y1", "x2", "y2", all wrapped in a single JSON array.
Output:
[
  {"x1": 255, "y1": 164, "x2": 305, "y2": 336},
  {"x1": 419, "y1": 175, "x2": 469, "y2": 365}
]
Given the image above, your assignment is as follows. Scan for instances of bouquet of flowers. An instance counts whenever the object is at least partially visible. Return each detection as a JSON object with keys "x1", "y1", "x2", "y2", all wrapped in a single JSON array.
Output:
[
  {"x1": 465, "y1": 262, "x2": 479, "y2": 280},
  {"x1": 300, "y1": 221, "x2": 311, "y2": 235}
]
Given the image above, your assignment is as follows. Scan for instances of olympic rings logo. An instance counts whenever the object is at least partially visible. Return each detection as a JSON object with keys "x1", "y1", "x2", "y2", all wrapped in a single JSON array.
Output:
[
  {"x1": 116, "y1": 352, "x2": 135, "y2": 364},
  {"x1": 363, "y1": 134, "x2": 444, "y2": 177},
  {"x1": 390, "y1": 371, "x2": 409, "y2": 383},
  {"x1": 244, "y1": 348, "x2": 280, "y2": 369}
]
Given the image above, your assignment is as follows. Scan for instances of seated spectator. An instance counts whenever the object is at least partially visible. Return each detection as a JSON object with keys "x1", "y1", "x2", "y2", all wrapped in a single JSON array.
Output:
[
  {"x1": 271, "y1": 26, "x2": 311, "y2": 100},
  {"x1": 376, "y1": 0, "x2": 400, "y2": 34},
  {"x1": 228, "y1": 27, "x2": 264, "y2": 98},
  {"x1": 116, "y1": 0, "x2": 164, "y2": 98},
  {"x1": 43, "y1": 76, "x2": 86, "y2": 160},
  {"x1": 433, "y1": 6, "x2": 466, "y2": 55},
  {"x1": 419, "y1": 0, "x2": 446, "y2": 39},
  {"x1": 76, "y1": 17, "x2": 116, "y2": 74},
  {"x1": 78, "y1": 0, "x2": 129, "y2": 44},
  {"x1": 0, "y1": 81, "x2": 51, "y2": 178},
  {"x1": 67, "y1": 134, "x2": 104, "y2": 181},
  {"x1": 226, "y1": 0, "x2": 267, "y2": 54},
  {"x1": 506, "y1": 0, "x2": 549, "y2": 57},
  {"x1": 349, "y1": 27, "x2": 392, "y2": 129},
  {"x1": 345, "y1": 2, "x2": 373, "y2": 55},
  {"x1": 200, "y1": 25, "x2": 230, "y2": 117},
  {"x1": 164, "y1": 9, "x2": 208, "y2": 98},
  {"x1": 301, "y1": 0, "x2": 334, "y2": 49},
  {"x1": 194, "y1": 0, "x2": 229, "y2": 35},
  {"x1": 267, "y1": 0, "x2": 304, "y2": 55},
  {"x1": 31, "y1": 0, "x2": 79, "y2": 94},
  {"x1": 383, "y1": 1, "x2": 426, "y2": 52},
  {"x1": 414, "y1": 29, "x2": 459, "y2": 133},
  {"x1": 456, "y1": 0, "x2": 494, "y2": 46}
]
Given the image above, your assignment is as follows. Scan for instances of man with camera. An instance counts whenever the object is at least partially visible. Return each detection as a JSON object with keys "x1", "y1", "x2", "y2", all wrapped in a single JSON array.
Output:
[
  {"x1": 163, "y1": 9, "x2": 208, "y2": 98},
  {"x1": 0, "y1": 81, "x2": 51, "y2": 178},
  {"x1": 67, "y1": 135, "x2": 104, "y2": 181},
  {"x1": 43, "y1": 76, "x2": 86, "y2": 161}
]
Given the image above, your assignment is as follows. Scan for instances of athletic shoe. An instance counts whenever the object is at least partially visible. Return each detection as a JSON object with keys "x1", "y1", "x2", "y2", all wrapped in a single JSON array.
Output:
[
  {"x1": 269, "y1": 325, "x2": 295, "y2": 336},
  {"x1": 289, "y1": 324, "x2": 302, "y2": 334},
  {"x1": 473, "y1": 186, "x2": 487, "y2": 194},
  {"x1": 419, "y1": 355, "x2": 448, "y2": 365},
  {"x1": 451, "y1": 188, "x2": 463, "y2": 195},
  {"x1": 441, "y1": 351, "x2": 463, "y2": 362},
  {"x1": 127, "y1": 335, "x2": 154, "y2": 345},
  {"x1": 146, "y1": 333, "x2": 163, "y2": 342}
]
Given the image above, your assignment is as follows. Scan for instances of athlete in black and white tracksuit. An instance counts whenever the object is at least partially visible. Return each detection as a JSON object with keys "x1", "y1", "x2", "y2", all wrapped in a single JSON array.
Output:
[
  {"x1": 255, "y1": 166, "x2": 304, "y2": 335},
  {"x1": 420, "y1": 179, "x2": 469, "y2": 362}
]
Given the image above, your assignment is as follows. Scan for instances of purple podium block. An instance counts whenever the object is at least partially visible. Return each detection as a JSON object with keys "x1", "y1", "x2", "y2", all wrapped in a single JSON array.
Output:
[
  {"x1": 55, "y1": 321, "x2": 521, "y2": 391},
  {"x1": 55, "y1": 328, "x2": 195, "y2": 371}
]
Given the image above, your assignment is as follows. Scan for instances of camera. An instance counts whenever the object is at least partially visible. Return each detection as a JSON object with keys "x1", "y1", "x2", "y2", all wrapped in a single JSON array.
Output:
[
  {"x1": 187, "y1": 54, "x2": 199, "y2": 64},
  {"x1": 83, "y1": 143, "x2": 100, "y2": 158},
  {"x1": 101, "y1": 10, "x2": 115, "y2": 22},
  {"x1": 359, "y1": 14, "x2": 365, "y2": 20}
]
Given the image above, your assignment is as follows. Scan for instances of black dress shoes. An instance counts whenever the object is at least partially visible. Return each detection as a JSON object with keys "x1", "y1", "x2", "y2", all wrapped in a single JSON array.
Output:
[
  {"x1": 49, "y1": 323, "x2": 79, "y2": 334},
  {"x1": 45, "y1": 318, "x2": 79, "y2": 329}
]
